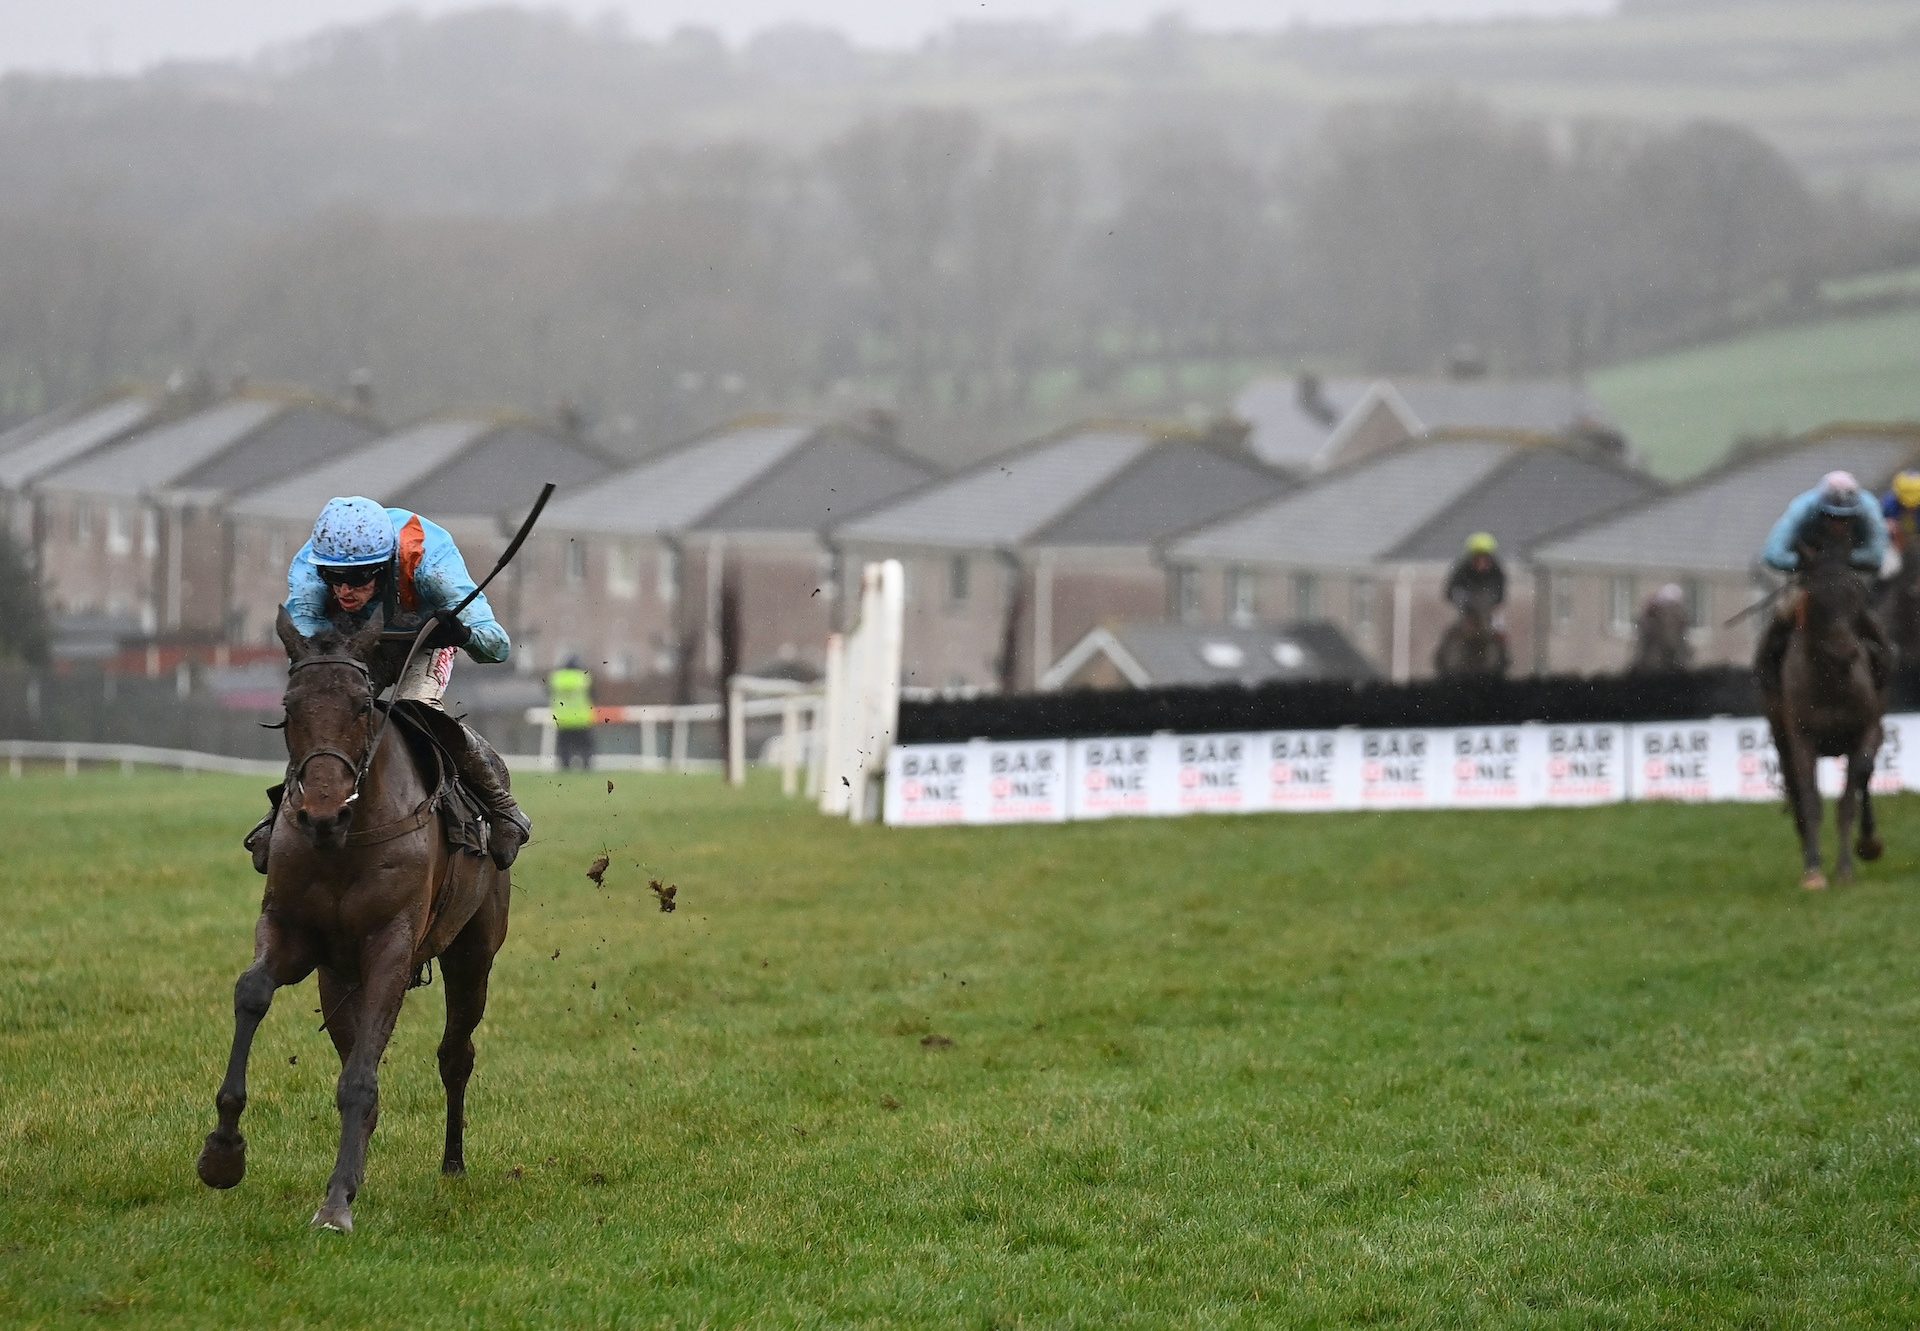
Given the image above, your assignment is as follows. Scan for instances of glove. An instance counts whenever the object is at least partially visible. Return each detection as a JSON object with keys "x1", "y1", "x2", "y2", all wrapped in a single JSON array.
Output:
[{"x1": 424, "y1": 609, "x2": 472, "y2": 649}]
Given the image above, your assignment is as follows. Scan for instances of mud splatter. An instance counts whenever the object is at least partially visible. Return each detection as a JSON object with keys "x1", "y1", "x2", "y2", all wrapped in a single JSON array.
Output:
[
  {"x1": 919, "y1": 1034, "x2": 954, "y2": 1050},
  {"x1": 586, "y1": 854, "x2": 610, "y2": 887},
  {"x1": 649, "y1": 879, "x2": 678, "y2": 913}
]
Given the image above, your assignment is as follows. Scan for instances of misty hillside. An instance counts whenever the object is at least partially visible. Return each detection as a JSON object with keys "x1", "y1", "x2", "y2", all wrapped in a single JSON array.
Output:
[
  {"x1": 2, "y1": 0, "x2": 1918, "y2": 467},
  {"x1": 3, "y1": 0, "x2": 1918, "y2": 229}
]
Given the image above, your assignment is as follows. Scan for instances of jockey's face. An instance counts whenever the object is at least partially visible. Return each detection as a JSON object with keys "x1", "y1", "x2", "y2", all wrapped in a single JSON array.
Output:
[{"x1": 320, "y1": 566, "x2": 382, "y2": 613}]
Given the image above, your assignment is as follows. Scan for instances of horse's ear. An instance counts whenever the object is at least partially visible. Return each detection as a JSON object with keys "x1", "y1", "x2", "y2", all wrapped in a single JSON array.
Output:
[
  {"x1": 275, "y1": 605, "x2": 308, "y2": 661},
  {"x1": 346, "y1": 605, "x2": 386, "y2": 661}
]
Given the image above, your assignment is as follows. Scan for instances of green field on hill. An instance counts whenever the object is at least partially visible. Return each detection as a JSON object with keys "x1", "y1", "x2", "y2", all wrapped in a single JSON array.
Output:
[
  {"x1": 1592, "y1": 306, "x2": 1920, "y2": 479},
  {"x1": 6, "y1": 771, "x2": 1920, "y2": 1327}
]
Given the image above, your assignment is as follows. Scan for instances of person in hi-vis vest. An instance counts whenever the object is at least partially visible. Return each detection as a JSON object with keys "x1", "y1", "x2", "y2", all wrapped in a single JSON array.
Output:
[{"x1": 549, "y1": 656, "x2": 596, "y2": 771}]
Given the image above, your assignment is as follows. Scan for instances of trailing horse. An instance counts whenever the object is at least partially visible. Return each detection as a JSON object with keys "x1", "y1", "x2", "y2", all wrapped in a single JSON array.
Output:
[
  {"x1": 1434, "y1": 589, "x2": 1510, "y2": 678},
  {"x1": 1761, "y1": 543, "x2": 1889, "y2": 890},
  {"x1": 196, "y1": 606, "x2": 511, "y2": 1231}
]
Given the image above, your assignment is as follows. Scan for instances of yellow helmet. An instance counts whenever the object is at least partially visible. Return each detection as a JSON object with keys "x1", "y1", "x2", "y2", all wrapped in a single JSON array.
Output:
[
  {"x1": 1466, "y1": 532, "x2": 1498, "y2": 555},
  {"x1": 1894, "y1": 470, "x2": 1920, "y2": 509}
]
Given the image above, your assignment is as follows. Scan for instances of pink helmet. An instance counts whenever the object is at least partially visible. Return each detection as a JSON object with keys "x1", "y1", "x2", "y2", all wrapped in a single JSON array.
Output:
[{"x1": 1817, "y1": 470, "x2": 1861, "y2": 516}]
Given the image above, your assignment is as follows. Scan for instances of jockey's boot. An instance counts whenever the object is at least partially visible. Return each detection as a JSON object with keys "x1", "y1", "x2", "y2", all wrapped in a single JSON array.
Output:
[
  {"x1": 242, "y1": 783, "x2": 285, "y2": 875},
  {"x1": 451, "y1": 722, "x2": 532, "y2": 870}
]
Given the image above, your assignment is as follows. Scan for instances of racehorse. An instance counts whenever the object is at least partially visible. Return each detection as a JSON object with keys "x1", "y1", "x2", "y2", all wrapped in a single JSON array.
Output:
[
  {"x1": 1629, "y1": 601, "x2": 1692, "y2": 673},
  {"x1": 1434, "y1": 589, "x2": 1510, "y2": 678},
  {"x1": 1763, "y1": 543, "x2": 1888, "y2": 890},
  {"x1": 1880, "y1": 544, "x2": 1920, "y2": 664},
  {"x1": 197, "y1": 606, "x2": 511, "y2": 1231}
]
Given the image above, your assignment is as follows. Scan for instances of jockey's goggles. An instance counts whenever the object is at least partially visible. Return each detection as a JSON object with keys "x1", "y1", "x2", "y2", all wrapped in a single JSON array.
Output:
[{"x1": 317, "y1": 564, "x2": 385, "y2": 588}]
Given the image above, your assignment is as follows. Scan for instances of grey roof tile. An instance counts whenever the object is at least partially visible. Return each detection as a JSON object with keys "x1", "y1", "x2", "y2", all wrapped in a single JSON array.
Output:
[
  {"x1": 836, "y1": 427, "x2": 1157, "y2": 548},
  {"x1": 169, "y1": 405, "x2": 381, "y2": 502},
  {"x1": 1388, "y1": 448, "x2": 1663, "y2": 562},
  {"x1": 1533, "y1": 432, "x2": 1920, "y2": 573},
  {"x1": 1032, "y1": 441, "x2": 1291, "y2": 547},
  {"x1": 400, "y1": 424, "x2": 611, "y2": 517},
  {"x1": 542, "y1": 422, "x2": 815, "y2": 535},
  {"x1": 691, "y1": 432, "x2": 936, "y2": 535},
  {"x1": 0, "y1": 394, "x2": 162, "y2": 491},
  {"x1": 229, "y1": 417, "x2": 492, "y2": 521},
  {"x1": 1168, "y1": 438, "x2": 1517, "y2": 567},
  {"x1": 1232, "y1": 376, "x2": 1370, "y2": 470},
  {"x1": 1390, "y1": 379, "x2": 1614, "y2": 434}
]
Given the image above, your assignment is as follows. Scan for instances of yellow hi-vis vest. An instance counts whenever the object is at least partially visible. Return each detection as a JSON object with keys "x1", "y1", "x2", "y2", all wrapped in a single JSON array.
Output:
[{"x1": 548, "y1": 668, "x2": 594, "y2": 731}]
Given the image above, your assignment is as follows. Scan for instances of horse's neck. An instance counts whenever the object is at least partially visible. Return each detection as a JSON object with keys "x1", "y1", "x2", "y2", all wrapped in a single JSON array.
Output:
[{"x1": 360, "y1": 718, "x2": 427, "y2": 813}]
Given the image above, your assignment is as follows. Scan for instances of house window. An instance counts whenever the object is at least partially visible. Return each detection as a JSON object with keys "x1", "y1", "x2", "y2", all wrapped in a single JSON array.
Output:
[
  {"x1": 1682, "y1": 578, "x2": 1707, "y2": 630},
  {"x1": 142, "y1": 510, "x2": 159, "y2": 557},
  {"x1": 73, "y1": 506, "x2": 92, "y2": 543},
  {"x1": 607, "y1": 545, "x2": 639, "y2": 600},
  {"x1": 606, "y1": 652, "x2": 634, "y2": 680},
  {"x1": 817, "y1": 549, "x2": 841, "y2": 603},
  {"x1": 1351, "y1": 578, "x2": 1375, "y2": 639},
  {"x1": 657, "y1": 546, "x2": 680, "y2": 604},
  {"x1": 1173, "y1": 568, "x2": 1200, "y2": 624},
  {"x1": 1227, "y1": 567, "x2": 1256, "y2": 627},
  {"x1": 1553, "y1": 580, "x2": 1574, "y2": 632},
  {"x1": 1608, "y1": 576, "x2": 1636, "y2": 635},
  {"x1": 564, "y1": 542, "x2": 586, "y2": 587},
  {"x1": 106, "y1": 505, "x2": 131, "y2": 555},
  {"x1": 948, "y1": 555, "x2": 970, "y2": 605},
  {"x1": 1293, "y1": 572, "x2": 1319, "y2": 619}
]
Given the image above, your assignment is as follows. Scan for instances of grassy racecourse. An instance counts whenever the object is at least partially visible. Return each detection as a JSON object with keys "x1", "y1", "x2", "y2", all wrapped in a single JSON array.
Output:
[{"x1": 6, "y1": 771, "x2": 1920, "y2": 1327}]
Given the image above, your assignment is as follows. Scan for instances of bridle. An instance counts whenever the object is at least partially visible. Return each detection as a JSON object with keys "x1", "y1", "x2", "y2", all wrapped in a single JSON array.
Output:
[{"x1": 284, "y1": 654, "x2": 378, "y2": 808}]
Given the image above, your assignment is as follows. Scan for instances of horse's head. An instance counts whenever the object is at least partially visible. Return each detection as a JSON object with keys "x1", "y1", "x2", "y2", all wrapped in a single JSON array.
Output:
[
  {"x1": 275, "y1": 604, "x2": 385, "y2": 848},
  {"x1": 1798, "y1": 542, "x2": 1867, "y2": 661}
]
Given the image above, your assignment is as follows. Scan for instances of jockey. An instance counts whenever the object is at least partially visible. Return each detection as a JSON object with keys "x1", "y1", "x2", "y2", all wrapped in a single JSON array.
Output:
[
  {"x1": 1756, "y1": 470, "x2": 1893, "y2": 690},
  {"x1": 245, "y1": 496, "x2": 533, "y2": 872},
  {"x1": 1882, "y1": 469, "x2": 1920, "y2": 552},
  {"x1": 1445, "y1": 532, "x2": 1507, "y2": 617}
]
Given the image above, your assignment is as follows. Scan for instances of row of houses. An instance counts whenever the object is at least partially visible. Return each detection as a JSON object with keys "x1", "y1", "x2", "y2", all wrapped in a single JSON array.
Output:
[{"x1": 3, "y1": 371, "x2": 1913, "y2": 697}]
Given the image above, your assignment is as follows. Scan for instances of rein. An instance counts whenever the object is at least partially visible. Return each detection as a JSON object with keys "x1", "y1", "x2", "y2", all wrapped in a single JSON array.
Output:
[{"x1": 285, "y1": 654, "x2": 377, "y2": 806}]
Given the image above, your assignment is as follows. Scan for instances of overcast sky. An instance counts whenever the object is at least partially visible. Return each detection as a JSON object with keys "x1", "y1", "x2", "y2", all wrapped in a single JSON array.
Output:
[{"x1": 8, "y1": 0, "x2": 1612, "y2": 74}]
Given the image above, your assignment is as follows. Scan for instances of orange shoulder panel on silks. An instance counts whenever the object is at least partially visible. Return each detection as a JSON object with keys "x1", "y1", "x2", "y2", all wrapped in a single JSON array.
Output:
[{"x1": 395, "y1": 515, "x2": 427, "y2": 612}]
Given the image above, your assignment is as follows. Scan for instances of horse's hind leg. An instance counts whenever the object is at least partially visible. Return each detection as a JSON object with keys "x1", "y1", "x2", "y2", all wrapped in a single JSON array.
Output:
[
  {"x1": 198, "y1": 915, "x2": 315, "y2": 1189},
  {"x1": 313, "y1": 919, "x2": 413, "y2": 1234},
  {"x1": 1859, "y1": 779, "x2": 1885, "y2": 862},
  {"x1": 437, "y1": 878, "x2": 507, "y2": 1178},
  {"x1": 1835, "y1": 756, "x2": 1864, "y2": 885}
]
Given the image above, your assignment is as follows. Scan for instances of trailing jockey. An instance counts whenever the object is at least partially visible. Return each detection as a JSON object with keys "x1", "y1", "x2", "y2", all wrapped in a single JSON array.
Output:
[
  {"x1": 1756, "y1": 470, "x2": 1894, "y2": 693},
  {"x1": 1882, "y1": 468, "x2": 1920, "y2": 558},
  {"x1": 1445, "y1": 532, "x2": 1508, "y2": 632},
  {"x1": 244, "y1": 496, "x2": 533, "y2": 873}
]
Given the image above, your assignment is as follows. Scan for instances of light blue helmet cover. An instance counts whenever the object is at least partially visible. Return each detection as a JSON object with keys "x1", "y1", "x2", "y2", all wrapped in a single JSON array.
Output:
[{"x1": 308, "y1": 496, "x2": 396, "y2": 566}]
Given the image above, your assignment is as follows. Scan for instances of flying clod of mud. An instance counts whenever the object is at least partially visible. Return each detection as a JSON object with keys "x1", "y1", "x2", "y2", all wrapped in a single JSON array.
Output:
[
  {"x1": 649, "y1": 879, "x2": 678, "y2": 913},
  {"x1": 606, "y1": 780, "x2": 614, "y2": 794},
  {"x1": 586, "y1": 854, "x2": 610, "y2": 887}
]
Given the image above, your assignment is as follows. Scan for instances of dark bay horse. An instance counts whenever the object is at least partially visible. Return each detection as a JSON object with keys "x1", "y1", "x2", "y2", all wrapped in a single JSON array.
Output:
[
  {"x1": 1434, "y1": 590, "x2": 1510, "y2": 678},
  {"x1": 196, "y1": 606, "x2": 511, "y2": 1231},
  {"x1": 1764, "y1": 544, "x2": 1888, "y2": 890}
]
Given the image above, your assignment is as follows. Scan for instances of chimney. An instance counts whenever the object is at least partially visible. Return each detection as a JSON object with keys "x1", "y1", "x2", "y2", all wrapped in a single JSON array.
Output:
[{"x1": 1296, "y1": 371, "x2": 1337, "y2": 426}]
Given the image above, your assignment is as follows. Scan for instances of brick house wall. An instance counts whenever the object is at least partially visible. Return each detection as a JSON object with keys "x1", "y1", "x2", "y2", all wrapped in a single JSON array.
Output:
[
  {"x1": 34, "y1": 492, "x2": 162, "y2": 629},
  {"x1": 1026, "y1": 551, "x2": 1172, "y2": 690},
  {"x1": 1534, "y1": 567, "x2": 1758, "y2": 675}
]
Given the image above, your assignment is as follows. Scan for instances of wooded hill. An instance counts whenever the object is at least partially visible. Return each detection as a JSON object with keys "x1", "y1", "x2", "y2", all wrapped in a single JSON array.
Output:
[{"x1": 2, "y1": 0, "x2": 1916, "y2": 464}]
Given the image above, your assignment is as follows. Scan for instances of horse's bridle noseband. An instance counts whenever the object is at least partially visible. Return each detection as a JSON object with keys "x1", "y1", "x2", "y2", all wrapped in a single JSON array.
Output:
[{"x1": 284, "y1": 654, "x2": 377, "y2": 806}]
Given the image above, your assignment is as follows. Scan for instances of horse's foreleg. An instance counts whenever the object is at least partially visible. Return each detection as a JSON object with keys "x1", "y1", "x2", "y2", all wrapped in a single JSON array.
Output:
[
  {"x1": 1835, "y1": 755, "x2": 1864, "y2": 884},
  {"x1": 437, "y1": 882, "x2": 504, "y2": 1178},
  {"x1": 313, "y1": 918, "x2": 413, "y2": 1233},
  {"x1": 1787, "y1": 737, "x2": 1828, "y2": 889},
  {"x1": 197, "y1": 914, "x2": 315, "y2": 1189},
  {"x1": 1859, "y1": 778, "x2": 1885, "y2": 861}
]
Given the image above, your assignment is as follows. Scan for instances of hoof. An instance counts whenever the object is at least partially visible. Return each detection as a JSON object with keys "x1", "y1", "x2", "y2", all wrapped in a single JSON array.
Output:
[
  {"x1": 441, "y1": 1160, "x2": 467, "y2": 1178},
  {"x1": 311, "y1": 1205, "x2": 354, "y2": 1234},
  {"x1": 1801, "y1": 869, "x2": 1829, "y2": 892},
  {"x1": 1859, "y1": 837, "x2": 1885, "y2": 862},
  {"x1": 196, "y1": 1133, "x2": 246, "y2": 1189}
]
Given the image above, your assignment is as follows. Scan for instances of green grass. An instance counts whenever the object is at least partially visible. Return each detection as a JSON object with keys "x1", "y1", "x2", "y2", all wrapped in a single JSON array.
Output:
[
  {"x1": 1592, "y1": 306, "x2": 1920, "y2": 479},
  {"x1": 8, "y1": 771, "x2": 1920, "y2": 1326}
]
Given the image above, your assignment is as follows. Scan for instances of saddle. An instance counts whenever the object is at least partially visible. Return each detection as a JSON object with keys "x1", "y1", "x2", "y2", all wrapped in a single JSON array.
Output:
[{"x1": 379, "y1": 699, "x2": 492, "y2": 862}]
